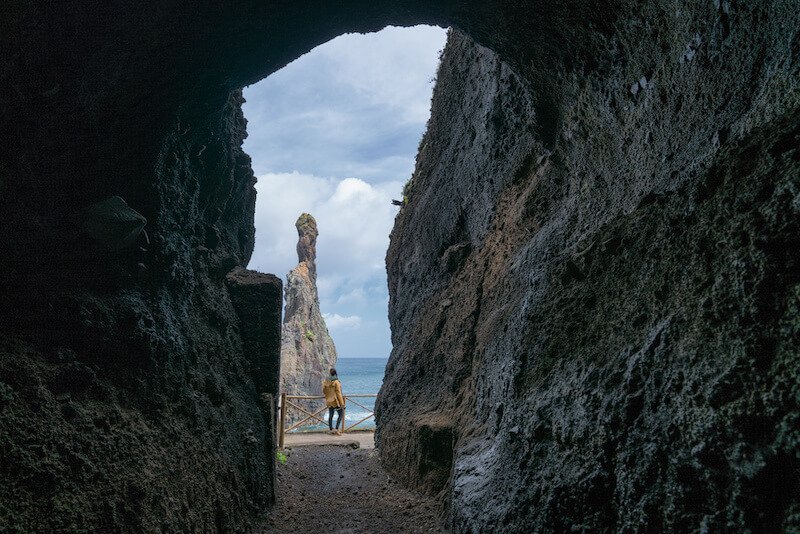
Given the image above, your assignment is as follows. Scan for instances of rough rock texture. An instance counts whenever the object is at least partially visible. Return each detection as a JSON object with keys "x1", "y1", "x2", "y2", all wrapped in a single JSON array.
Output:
[
  {"x1": 378, "y1": 9, "x2": 800, "y2": 533},
  {"x1": 226, "y1": 267, "x2": 283, "y2": 431},
  {"x1": 280, "y1": 214, "x2": 338, "y2": 400},
  {"x1": 1, "y1": 0, "x2": 798, "y2": 530},
  {"x1": 0, "y1": 5, "x2": 281, "y2": 530},
  {"x1": 0, "y1": 84, "x2": 279, "y2": 529}
]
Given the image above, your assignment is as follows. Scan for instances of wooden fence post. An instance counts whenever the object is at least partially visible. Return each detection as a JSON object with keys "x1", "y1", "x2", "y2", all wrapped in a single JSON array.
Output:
[
  {"x1": 279, "y1": 392, "x2": 286, "y2": 449},
  {"x1": 341, "y1": 401, "x2": 346, "y2": 435}
]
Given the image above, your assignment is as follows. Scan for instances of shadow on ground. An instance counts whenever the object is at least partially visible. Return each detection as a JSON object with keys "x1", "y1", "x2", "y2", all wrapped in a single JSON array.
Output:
[{"x1": 261, "y1": 440, "x2": 442, "y2": 534}]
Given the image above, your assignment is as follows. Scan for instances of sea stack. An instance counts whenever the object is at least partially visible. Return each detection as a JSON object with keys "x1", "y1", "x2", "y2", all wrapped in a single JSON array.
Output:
[{"x1": 280, "y1": 213, "x2": 338, "y2": 400}]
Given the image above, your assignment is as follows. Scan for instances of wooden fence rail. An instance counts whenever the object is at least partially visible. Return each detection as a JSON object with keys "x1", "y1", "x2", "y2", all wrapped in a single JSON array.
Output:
[{"x1": 278, "y1": 393, "x2": 378, "y2": 448}]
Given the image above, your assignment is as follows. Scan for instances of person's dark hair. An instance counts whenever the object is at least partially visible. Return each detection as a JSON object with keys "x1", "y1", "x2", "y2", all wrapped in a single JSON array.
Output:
[{"x1": 330, "y1": 368, "x2": 337, "y2": 376}]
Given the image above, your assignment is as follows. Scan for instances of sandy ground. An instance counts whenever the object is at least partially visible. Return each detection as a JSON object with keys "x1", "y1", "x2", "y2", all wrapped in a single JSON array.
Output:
[
  {"x1": 259, "y1": 443, "x2": 443, "y2": 533},
  {"x1": 283, "y1": 430, "x2": 376, "y2": 449}
]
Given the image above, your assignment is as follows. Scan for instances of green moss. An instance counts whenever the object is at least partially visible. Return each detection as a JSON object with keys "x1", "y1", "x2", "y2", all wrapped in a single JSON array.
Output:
[
  {"x1": 295, "y1": 212, "x2": 317, "y2": 233},
  {"x1": 402, "y1": 177, "x2": 415, "y2": 205}
]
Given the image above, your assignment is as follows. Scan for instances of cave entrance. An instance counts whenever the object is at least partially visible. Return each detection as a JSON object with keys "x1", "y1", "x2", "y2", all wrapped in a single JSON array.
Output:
[{"x1": 242, "y1": 25, "x2": 446, "y2": 431}]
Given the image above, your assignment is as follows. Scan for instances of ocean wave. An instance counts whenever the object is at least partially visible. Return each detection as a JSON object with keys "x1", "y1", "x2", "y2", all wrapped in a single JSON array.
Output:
[{"x1": 287, "y1": 409, "x2": 375, "y2": 432}]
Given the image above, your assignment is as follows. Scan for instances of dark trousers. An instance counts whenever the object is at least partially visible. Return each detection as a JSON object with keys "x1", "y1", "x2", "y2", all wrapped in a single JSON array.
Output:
[{"x1": 328, "y1": 407, "x2": 343, "y2": 430}]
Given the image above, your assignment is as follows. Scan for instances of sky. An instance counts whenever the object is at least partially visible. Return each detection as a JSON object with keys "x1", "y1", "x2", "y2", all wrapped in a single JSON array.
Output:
[{"x1": 243, "y1": 25, "x2": 447, "y2": 359}]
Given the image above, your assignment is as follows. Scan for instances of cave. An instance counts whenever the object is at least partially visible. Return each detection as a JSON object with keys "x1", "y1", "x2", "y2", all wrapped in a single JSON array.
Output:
[{"x1": 2, "y1": 1, "x2": 799, "y2": 531}]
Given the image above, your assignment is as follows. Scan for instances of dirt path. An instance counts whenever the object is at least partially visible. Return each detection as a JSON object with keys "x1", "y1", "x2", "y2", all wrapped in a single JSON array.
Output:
[
  {"x1": 260, "y1": 445, "x2": 443, "y2": 533},
  {"x1": 283, "y1": 430, "x2": 376, "y2": 449}
]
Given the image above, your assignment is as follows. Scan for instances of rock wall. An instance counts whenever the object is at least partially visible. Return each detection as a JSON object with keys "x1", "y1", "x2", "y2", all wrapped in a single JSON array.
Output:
[
  {"x1": 378, "y1": 4, "x2": 800, "y2": 531},
  {"x1": 0, "y1": 5, "x2": 286, "y2": 530},
  {"x1": 280, "y1": 214, "x2": 338, "y2": 400},
  {"x1": 1, "y1": 0, "x2": 798, "y2": 530},
  {"x1": 0, "y1": 85, "x2": 281, "y2": 530}
]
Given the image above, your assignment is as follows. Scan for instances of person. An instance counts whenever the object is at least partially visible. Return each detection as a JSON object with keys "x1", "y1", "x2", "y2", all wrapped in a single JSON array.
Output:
[{"x1": 322, "y1": 368, "x2": 345, "y2": 434}]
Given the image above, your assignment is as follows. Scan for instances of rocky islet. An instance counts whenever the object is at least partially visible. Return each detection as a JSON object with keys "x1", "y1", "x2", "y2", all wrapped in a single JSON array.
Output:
[{"x1": 280, "y1": 214, "x2": 338, "y2": 413}]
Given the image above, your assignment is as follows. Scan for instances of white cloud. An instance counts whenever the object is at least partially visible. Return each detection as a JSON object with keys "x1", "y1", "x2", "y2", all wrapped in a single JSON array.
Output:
[
  {"x1": 317, "y1": 26, "x2": 446, "y2": 123},
  {"x1": 323, "y1": 313, "x2": 362, "y2": 330},
  {"x1": 335, "y1": 287, "x2": 367, "y2": 306},
  {"x1": 242, "y1": 25, "x2": 447, "y2": 182},
  {"x1": 248, "y1": 172, "x2": 400, "y2": 282}
]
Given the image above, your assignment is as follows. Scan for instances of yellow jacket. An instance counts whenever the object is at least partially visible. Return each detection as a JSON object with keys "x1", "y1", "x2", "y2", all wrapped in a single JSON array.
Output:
[{"x1": 322, "y1": 378, "x2": 345, "y2": 408}]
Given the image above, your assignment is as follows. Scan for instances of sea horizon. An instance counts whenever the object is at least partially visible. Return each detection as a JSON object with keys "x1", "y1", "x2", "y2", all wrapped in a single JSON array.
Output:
[
  {"x1": 289, "y1": 356, "x2": 387, "y2": 432},
  {"x1": 336, "y1": 356, "x2": 389, "y2": 359}
]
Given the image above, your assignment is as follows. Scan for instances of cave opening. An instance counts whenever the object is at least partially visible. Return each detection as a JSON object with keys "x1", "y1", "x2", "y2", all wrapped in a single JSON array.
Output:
[{"x1": 241, "y1": 25, "x2": 446, "y2": 428}]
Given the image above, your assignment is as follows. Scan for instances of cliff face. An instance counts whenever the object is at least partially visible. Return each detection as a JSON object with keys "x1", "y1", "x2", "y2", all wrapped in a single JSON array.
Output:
[
  {"x1": 1, "y1": 0, "x2": 798, "y2": 530},
  {"x1": 378, "y1": 9, "x2": 800, "y2": 532},
  {"x1": 281, "y1": 214, "x2": 338, "y2": 399}
]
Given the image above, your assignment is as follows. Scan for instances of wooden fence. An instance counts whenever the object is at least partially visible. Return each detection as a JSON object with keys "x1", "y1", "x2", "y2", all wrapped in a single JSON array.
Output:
[{"x1": 278, "y1": 393, "x2": 377, "y2": 448}]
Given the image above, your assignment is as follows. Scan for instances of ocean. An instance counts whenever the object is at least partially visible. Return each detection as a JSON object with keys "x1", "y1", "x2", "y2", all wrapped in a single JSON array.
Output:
[{"x1": 289, "y1": 357, "x2": 387, "y2": 432}]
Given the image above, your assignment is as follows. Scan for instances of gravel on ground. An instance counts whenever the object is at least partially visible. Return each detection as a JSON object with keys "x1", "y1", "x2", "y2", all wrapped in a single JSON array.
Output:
[{"x1": 259, "y1": 445, "x2": 443, "y2": 533}]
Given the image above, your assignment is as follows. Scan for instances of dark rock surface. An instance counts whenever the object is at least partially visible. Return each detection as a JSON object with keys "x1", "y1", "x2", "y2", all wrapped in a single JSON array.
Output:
[
  {"x1": 280, "y1": 214, "x2": 338, "y2": 404},
  {"x1": 0, "y1": 5, "x2": 277, "y2": 529},
  {"x1": 378, "y1": 9, "x2": 799, "y2": 533},
  {"x1": 1, "y1": 0, "x2": 797, "y2": 531},
  {"x1": 226, "y1": 267, "x2": 283, "y2": 424}
]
